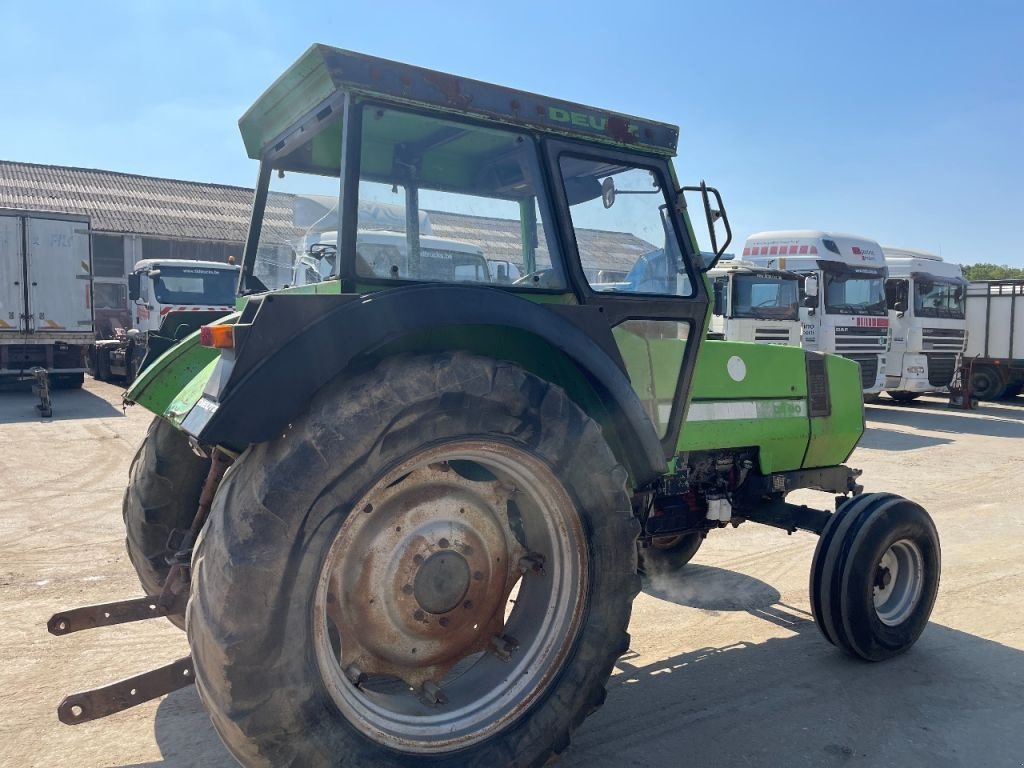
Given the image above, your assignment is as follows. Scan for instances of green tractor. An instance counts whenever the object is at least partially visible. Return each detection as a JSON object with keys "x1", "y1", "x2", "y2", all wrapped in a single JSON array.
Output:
[{"x1": 49, "y1": 46, "x2": 940, "y2": 767}]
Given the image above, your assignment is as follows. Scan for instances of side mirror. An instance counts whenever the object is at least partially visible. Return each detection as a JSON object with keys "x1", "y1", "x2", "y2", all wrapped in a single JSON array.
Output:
[
  {"x1": 803, "y1": 295, "x2": 820, "y2": 308},
  {"x1": 679, "y1": 181, "x2": 732, "y2": 272},
  {"x1": 127, "y1": 273, "x2": 140, "y2": 301},
  {"x1": 804, "y1": 275, "x2": 819, "y2": 297},
  {"x1": 712, "y1": 281, "x2": 726, "y2": 315},
  {"x1": 893, "y1": 299, "x2": 908, "y2": 313}
]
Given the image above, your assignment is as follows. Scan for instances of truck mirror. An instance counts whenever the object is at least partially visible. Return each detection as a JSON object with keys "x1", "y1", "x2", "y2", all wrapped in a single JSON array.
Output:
[
  {"x1": 680, "y1": 182, "x2": 732, "y2": 272},
  {"x1": 712, "y1": 281, "x2": 726, "y2": 315},
  {"x1": 804, "y1": 275, "x2": 819, "y2": 297},
  {"x1": 893, "y1": 299, "x2": 908, "y2": 313},
  {"x1": 803, "y1": 295, "x2": 820, "y2": 309},
  {"x1": 128, "y1": 273, "x2": 140, "y2": 301}
]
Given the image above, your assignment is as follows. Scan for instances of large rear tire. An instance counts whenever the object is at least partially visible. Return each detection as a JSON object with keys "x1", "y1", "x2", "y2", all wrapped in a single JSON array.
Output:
[
  {"x1": 810, "y1": 493, "x2": 940, "y2": 661},
  {"x1": 123, "y1": 417, "x2": 209, "y2": 629},
  {"x1": 187, "y1": 353, "x2": 640, "y2": 767}
]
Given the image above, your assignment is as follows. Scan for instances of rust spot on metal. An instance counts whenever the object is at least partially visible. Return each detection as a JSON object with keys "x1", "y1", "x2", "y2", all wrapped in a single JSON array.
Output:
[
  {"x1": 606, "y1": 116, "x2": 638, "y2": 144},
  {"x1": 422, "y1": 72, "x2": 473, "y2": 109}
]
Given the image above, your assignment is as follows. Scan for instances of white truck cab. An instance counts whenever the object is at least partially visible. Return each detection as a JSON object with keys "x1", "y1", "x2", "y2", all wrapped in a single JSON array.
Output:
[
  {"x1": 743, "y1": 230, "x2": 889, "y2": 394},
  {"x1": 882, "y1": 247, "x2": 967, "y2": 401},
  {"x1": 706, "y1": 259, "x2": 801, "y2": 345},
  {"x1": 128, "y1": 259, "x2": 239, "y2": 332},
  {"x1": 293, "y1": 230, "x2": 492, "y2": 286}
]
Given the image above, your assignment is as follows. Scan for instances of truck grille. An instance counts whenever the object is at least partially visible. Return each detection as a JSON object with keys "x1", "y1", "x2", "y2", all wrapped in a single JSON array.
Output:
[
  {"x1": 926, "y1": 354, "x2": 958, "y2": 387},
  {"x1": 834, "y1": 325, "x2": 888, "y2": 353},
  {"x1": 922, "y1": 328, "x2": 966, "y2": 352},
  {"x1": 754, "y1": 326, "x2": 793, "y2": 344},
  {"x1": 843, "y1": 354, "x2": 879, "y2": 390}
]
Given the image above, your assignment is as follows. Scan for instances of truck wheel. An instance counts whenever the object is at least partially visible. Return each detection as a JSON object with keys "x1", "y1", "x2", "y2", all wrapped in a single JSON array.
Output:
[
  {"x1": 969, "y1": 367, "x2": 1002, "y2": 400},
  {"x1": 810, "y1": 493, "x2": 940, "y2": 661},
  {"x1": 886, "y1": 390, "x2": 920, "y2": 403},
  {"x1": 188, "y1": 353, "x2": 639, "y2": 767},
  {"x1": 95, "y1": 349, "x2": 111, "y2": 382},
  {"x1": 639, "y1": 533, "x2": 703, "y2": 575},
  {"x1": 123, "y1": 417, "x2": 210, "y2": 630}
]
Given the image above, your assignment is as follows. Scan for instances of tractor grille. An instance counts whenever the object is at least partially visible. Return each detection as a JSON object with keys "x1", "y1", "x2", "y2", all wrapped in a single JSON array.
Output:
[
  {"x1": 922, "y1": 328, "x2": 966, "y2": 352},
  {"x1": 843, "y1": 354, "x2": 879, "y2": 390},
  {"x1": 834, "y1": 325, "x2": 888, "y2": 353},
  {"x1": 926, "y1": 354, "x2": 958, "y2": 388},
  {"x1": 805, "y1": 353, "x2": 831, "y2": 416},
  {"x1": 754, "y1": 326, "x2": 794, "y2": 344}
]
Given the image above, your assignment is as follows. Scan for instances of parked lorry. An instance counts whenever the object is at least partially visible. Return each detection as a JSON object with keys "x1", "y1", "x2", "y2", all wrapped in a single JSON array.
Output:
[
  {"x1": 0, "y1": 209, "x2": 94, "y2": 387},
  {"x1": 89, "y1": 259, "x2": 238, "y2": 383},
  {"x1": 707, "y1": 259, "x2": 802, "y2": 345},
  {"x1": 881, "y1": 247, "x2": 967, "y2": 402},
  {"x1": 964, "y1": 278, "x2": 1024, "y2": 399},
  {"x1": 49, "y1": 46, "x2": 940, "y2": 767},
  {"x1": 744, "y1": 231, "x2": 890, "y2": 394}
]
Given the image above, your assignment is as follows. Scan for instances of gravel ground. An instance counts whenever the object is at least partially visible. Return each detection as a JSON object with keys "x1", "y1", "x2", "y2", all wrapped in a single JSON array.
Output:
[{"x1": 1, "y1": 379, "x2": 1021, "y2": 767}]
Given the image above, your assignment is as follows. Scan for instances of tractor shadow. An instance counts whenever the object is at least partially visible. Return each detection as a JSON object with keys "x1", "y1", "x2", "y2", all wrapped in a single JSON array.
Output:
[
  {"x1": 121, "y1": 566, "x2": 1024, "y2": 768},
  {"x1": 0, "y1": 382, "x2": 123, "y2": 423}
]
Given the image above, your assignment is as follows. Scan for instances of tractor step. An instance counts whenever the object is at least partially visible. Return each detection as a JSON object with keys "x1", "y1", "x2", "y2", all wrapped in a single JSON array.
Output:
[{"x1": 56, "y1": 656, "x2": 194, "y2": 724}]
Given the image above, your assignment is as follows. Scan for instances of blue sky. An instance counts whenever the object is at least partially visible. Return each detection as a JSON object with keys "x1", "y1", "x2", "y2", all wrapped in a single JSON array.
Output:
[{"x1": 2, "y1": 0, "x2": 1021, "y2": 266}]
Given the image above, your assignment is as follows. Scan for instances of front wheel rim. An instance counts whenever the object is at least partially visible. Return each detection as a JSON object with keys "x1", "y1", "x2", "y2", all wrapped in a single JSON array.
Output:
[
  {"x1": 313, "y1": 440, "x2": 588, "y2": 754},
  {"x1": 872, "y1": 539, "x2": 925, "y2": 626}
]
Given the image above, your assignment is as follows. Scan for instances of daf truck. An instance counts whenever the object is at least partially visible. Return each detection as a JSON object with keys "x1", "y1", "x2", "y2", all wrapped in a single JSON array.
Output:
[
  {"x1": 0, "y1": 209, "x2": 94, "y2": 387},
  {"x1": 707, "y1": 259, "x2": 802, "y2": 345},
  {"x1": 744, "y1": 230, "x2": 889, "y2": 394},
  {"x1": 89, "y1": 259, "x2": 238, "y2": 383},
  {"x1": 882, "y1": 247, "x2": 967, "y2": 401},
  {"x1": 964, "y1": 278, "x2": 1024, "y2": 399}
]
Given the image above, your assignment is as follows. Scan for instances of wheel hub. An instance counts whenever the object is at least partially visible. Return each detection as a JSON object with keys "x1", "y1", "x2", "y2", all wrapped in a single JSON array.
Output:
[
  {"x1": 415, "y1": 551, "x2": 471, "y2": 615},
  {"x1": 326, "y1": 463, "x2": 527, "y2": 687},
  {"x1": 872, "y1": 539, "x2": 925, "y2": 626}
]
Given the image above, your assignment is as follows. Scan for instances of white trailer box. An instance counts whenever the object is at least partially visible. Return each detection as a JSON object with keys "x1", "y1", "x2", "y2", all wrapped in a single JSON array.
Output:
[
  {"x1": 964, "y1": 279, "x2": 1024, "y2": 399},
  {"x1": 0, "y1": 210, "x2": 94, "y2": 385}
]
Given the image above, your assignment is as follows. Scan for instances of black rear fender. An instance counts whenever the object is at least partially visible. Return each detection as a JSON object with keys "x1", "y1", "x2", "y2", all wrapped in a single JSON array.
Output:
[{"x1": 181, "y1": 285, "x2": 667, "y2": 486}]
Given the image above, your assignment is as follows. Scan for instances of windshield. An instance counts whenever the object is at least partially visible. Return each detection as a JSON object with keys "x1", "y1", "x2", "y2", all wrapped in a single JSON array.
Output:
[
  {"x1": 731, "y1": 274, "x2": 799, "y2": 319},
  {"x1": 823, "y1": 268, "x2": 886, "y2": 316},
  {"x1": 152, "y1": 266, "x2": 237, "y2": 306},
  {"x1": 914, "y1": 278, "x2": 965, "y2": 319}
]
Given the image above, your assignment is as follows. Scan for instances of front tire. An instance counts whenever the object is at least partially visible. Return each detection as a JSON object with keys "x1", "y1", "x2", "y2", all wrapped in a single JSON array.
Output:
[
  {"x1": 188, "y1": 353, "x2": 640, "y2": 767},
  {"x1": 810, "y1": 493, "x2": 940, "y2": 661},
  {"x1": 123, "y1": 417, "x2": 209, "y2": 629},
  {"x1": 639, "y1": 533, "x2": 703, "y2": 575}
]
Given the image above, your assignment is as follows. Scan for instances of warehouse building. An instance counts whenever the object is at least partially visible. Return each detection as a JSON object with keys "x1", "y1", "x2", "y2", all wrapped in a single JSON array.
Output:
[{"x1": 1, "y1": 160, "x2": 652, "y2": 336}]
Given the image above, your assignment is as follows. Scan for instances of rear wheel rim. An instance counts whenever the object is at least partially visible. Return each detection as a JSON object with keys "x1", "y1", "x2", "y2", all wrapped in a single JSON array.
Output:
[
  {"x1": 313, "y1": 440, "x2": 588, "y2": 753},
  {"x1": 872, "y1": 539, "x2": 925, "y2": 627}
]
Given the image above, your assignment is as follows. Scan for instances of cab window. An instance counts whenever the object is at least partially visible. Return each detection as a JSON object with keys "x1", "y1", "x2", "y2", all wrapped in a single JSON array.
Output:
[{"x1": 558, "y1": 156, "x2": 694, "y2": 297}]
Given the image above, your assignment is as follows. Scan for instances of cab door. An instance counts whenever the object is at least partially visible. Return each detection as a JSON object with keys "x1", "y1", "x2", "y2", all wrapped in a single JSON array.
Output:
[{"x1": 545, "y1": 141, "x2": 712, "y2": 455}]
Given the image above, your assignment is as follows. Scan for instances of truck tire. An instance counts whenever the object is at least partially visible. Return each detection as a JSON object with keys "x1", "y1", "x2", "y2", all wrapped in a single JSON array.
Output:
[
  {"x1": 639, "y1": 533, "x2": 704, "y2": 575},
  {"x1": 886, "y1": 391, "x2": 920, "y2": 404},
  {"x1": 188, "y1": 352, "x2": 640, "y2": 767},
  {"x1": 810, "y1": 493, "x2": 940, "y2": 661},
  {"x1": 123, "y1": 417, "x2": 210, "y2": 630},
  {"x1": 969, "y1": 366, "x2": 1002, "y2": 401}
]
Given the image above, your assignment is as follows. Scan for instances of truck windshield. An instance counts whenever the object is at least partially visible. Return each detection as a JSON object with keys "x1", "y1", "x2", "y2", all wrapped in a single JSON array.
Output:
[
  {"x1": 731, "y1": 274, "x2": 799, "y2": 319},
  {"x1": 823, "y1": 267, "x2": 886, "y2": 316},
  {"x1": 914, "y1": 278, "x2": 965, "y2": 319},
  {"x1": 152, "y1": 266, "x2": 237, "y2": 306}
]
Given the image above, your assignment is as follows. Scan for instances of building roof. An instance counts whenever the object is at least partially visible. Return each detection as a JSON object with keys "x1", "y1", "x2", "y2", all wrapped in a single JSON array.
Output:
[
  {"x1": 0, "y1": 160, "x2": 653, "y2": 272},
  {"x1": 0, "y1": 160, "x2": 256, "y2": 243}
]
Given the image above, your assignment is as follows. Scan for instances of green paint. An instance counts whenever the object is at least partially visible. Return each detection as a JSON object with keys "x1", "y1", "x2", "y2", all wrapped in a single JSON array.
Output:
[
  {"x1": 126, "y1": 331, "x2": 221, "y2": 422},
  {"x1": 804, "y1": 354, "x2": 864, "y2": 468}
]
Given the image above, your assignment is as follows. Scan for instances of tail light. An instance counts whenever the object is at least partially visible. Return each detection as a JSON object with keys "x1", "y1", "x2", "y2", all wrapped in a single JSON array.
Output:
[{"x1": 199, "y1": 325, "x2": 234, "y2": 349}]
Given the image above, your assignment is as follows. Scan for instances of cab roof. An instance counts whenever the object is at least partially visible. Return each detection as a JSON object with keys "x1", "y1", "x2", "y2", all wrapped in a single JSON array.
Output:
[
  {"x1": 133, "y1": 259, "x2": 239, "y2": 272},
  {"x1": 239, "y1": 44, "x2": 679, "y2": 161}
]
